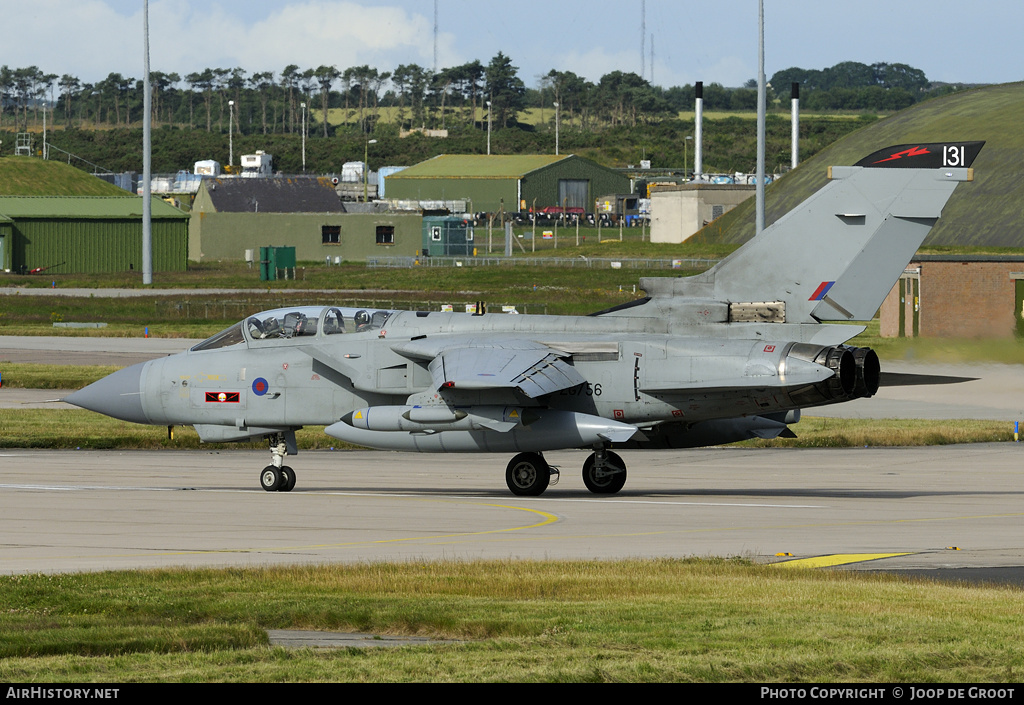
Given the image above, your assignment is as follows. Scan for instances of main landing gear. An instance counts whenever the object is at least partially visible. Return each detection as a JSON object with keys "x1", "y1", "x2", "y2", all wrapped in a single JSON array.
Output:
[
  {"x1": 582, "y1": 448, "x2": 627, "y2": 494},
  {"x1": 505, "y1": 452, "x2": 559, "y2": 496},
  {"x1": 260, "y1": 432, "x2": 297, "y2": 492},
  {"x1": 503, "y1": 448, "x2": 628, "y2": 497}
]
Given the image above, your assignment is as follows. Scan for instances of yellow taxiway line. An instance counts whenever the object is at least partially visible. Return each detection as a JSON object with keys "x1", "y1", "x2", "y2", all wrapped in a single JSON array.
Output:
[{"x1": 772, "y1": 553, "x2": 913, "y2": 569}]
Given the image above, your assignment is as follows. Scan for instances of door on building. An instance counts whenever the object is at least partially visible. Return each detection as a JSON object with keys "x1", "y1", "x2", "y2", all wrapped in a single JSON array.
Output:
[
  {"x1": 1015, "y1": 279, "x2": 1024, "y2": 338},
  {"x1": 558, "y1": 179, "x2": 589, "y2": 210},
  {"x1": 897, "y1": 275, "x2": 920, "y2": 337}
]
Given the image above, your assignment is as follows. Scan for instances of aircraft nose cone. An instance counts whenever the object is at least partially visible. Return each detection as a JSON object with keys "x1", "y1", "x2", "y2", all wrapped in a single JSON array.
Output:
[{"x1": 65, "y1": 361, "x2": 149, "y2": 424}]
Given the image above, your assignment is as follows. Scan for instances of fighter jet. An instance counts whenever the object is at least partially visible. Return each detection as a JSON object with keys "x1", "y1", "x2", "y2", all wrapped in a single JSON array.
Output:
[{"x1": 66, "y1": 142, "x2": 983, "y2": 496}]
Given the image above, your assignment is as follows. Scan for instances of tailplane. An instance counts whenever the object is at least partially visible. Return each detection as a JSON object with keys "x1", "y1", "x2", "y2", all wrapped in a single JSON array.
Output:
[{"x1": 640, "y1": 142, "x2": 983, "y2": 324}]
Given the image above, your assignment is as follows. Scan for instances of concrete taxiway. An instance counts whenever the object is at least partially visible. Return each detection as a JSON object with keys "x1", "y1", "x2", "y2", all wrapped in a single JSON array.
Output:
[
  {"x1": 1, "y1": 445, "x2": 1022, "y2": 577},
  {"x1": 2, "y1": 334, "x2": 1023, "y2": 580},
  {"x1": 0, "y1": 335, "x2": 198, "y2": 367}
]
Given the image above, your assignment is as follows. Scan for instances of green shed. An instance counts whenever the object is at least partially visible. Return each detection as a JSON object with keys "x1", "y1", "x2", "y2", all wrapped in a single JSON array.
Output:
[
  {"x1": 384, "y1": 154, "x2": 631, "y2": 214},
  {"x1": 422, "y1": 215, "x2": 475, "y2": 256},
  {"x1": 0, "y1": 196, "x2": 189, "y2": 274}
]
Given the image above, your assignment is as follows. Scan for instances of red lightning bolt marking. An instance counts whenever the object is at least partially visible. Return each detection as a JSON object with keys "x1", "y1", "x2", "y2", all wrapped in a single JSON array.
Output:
[{"x1": 873, "y1": 146, "x2": 930, "y2": 164}]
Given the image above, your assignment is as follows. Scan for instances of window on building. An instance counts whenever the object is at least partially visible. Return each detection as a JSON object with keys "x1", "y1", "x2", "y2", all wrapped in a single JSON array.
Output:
[
  {"x1": 430, "y1": 226, "x2": 442, "y2": 241},
  {"x1": 376, "y1": 225, "x2": 395, "y2": 245},
  {"x1": 322, "y1": 225, "x2": 340, "y2": 244}
]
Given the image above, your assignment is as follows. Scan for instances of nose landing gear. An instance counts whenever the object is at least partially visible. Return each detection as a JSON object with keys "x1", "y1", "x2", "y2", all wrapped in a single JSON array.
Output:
[{"x1": 260, "y1": 431, "x2": 298, "y2": 492}]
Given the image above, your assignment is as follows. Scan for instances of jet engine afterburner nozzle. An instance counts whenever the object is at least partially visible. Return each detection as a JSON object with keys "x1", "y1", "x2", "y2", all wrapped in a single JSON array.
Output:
[
  {"x1": 786, "y1": 343, "x2": 877, "y2": 406},
  {"x1": 846, "y1": 346, "x2": 880, "y2": 398},
  {"x1": 814, "y1": 346, "x2": 856, "y2": 397}
]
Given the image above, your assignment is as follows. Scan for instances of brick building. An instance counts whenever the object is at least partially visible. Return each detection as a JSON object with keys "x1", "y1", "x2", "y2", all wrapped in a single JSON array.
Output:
[{"x1": 880, "y1": 255, "x2": 1024, "y2": 338}]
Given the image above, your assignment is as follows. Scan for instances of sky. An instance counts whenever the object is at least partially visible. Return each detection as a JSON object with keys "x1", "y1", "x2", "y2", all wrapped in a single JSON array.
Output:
[{"x1": 5, "y1": 0, "x2": 1023, "y2": 89}]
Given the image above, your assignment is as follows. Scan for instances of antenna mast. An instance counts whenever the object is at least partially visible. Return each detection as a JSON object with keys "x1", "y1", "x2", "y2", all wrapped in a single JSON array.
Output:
[{"x1": 640, "y1": 0, "x2": 646, "y2": 79}]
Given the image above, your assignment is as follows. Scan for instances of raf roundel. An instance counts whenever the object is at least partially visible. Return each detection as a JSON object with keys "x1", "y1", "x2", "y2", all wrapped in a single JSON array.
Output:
[{"x1": 252, "y1": 377, "x2": 269, "y2": 396}]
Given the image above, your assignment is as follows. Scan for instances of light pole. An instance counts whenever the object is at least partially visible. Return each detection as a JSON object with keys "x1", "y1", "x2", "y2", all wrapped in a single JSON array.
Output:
[
  {"x1": 142, "y1": 0, "x2": 152, "y2": 285},
  {"x1": 228, "y1": 100, "x2": 234, "y2": 167},
  {"x1": 684, "y1": 135, "x2": 693, "y2": 180},
  {"x1": 553, "y1": 101, "x2": 559, "y2": 156},
  {"x1": 486, "y1": 99, "x2": 491, "y2": 155},
  {"x1": 363, "y1": 138, "x2": 377, "y2": 202},
  {"x1": 300, "y1": 102, "x2": 307, "y2": 173}
]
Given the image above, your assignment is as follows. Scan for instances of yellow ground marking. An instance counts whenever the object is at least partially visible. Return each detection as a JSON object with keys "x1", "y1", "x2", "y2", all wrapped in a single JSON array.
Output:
[{"x1": 773, "y1": 553, "x2": 913, "y2": 569}]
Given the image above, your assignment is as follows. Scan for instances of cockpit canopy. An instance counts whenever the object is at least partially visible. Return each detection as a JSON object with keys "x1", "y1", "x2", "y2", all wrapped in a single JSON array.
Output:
[{"x1": 191, "y1": 306, "x2": 393, "y2": 352}]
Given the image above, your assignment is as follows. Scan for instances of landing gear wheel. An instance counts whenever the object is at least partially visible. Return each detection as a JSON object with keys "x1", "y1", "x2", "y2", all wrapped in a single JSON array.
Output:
[
  {"x1": 582, "y1": 450, "x2": 627, "y2": 494},
  {"x1": 505, "y1": 452, "x2": 551, "y2": 496},
  {"x1": 260, "y1": 465, "x2": 282, "y2": 492},
  {"x1": 279, "y1": 466, "x2": 296, "y2": 492}
]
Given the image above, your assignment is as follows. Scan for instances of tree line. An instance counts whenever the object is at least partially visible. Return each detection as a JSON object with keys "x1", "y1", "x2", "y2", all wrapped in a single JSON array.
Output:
[
  {"x1": 769, "y1": 61, "x2": 970, "y2": 112},
  {"x1": 1, "y1": 58, "x2": 963, "y2": 137}
]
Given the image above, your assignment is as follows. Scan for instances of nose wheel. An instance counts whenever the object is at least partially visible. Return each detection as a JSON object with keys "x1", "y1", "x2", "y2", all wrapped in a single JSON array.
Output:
[
  {"x1": 260, "y1": 432, "x2": 298, "y2": 492},
  {"x1": 260, "y1": 465, "x2": 296, "y2": 492}
]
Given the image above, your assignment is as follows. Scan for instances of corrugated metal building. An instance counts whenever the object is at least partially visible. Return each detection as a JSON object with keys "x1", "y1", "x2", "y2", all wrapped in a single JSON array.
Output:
[
  {"x1": 0, "y1": 196, "x2": 188, "y2": 274},
  {"x1": 384, "y1": 155, "x2": 631, "y2": 213}
]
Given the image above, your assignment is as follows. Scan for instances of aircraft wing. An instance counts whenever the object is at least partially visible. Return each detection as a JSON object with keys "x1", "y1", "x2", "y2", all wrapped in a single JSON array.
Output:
[{"x1": 392, "y1": 337, "x2": 586, "y2": 398}]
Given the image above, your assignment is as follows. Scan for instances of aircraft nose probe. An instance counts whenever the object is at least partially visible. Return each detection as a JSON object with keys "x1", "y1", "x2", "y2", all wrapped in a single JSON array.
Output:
[{"x1": 64, "y1": 361, "x2": 150, "y2": 424}]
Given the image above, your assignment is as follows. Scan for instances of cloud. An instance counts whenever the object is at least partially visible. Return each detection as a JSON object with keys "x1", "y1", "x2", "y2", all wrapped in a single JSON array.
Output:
[
  {"x1": 4, "y1": 1, "x2": 459, "y2": 84},
  {"x1": 554, "y1": 47, "x2": 643, "y2": 84},
  {"x1": 235, "y1": 2, "x2": 438, "y2": 72},
  {"x1": 2, "y1": 1, "x2": 138, "y2": 82}
]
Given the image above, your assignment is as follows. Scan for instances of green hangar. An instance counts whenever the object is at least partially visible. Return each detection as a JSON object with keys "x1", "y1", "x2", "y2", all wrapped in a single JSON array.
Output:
[
  {"x1": 0, "y1": 196, "x2": 188, "y2": 274},
  {"x1": 383, "y1": 155, "x2": 630, "y2": 214}
]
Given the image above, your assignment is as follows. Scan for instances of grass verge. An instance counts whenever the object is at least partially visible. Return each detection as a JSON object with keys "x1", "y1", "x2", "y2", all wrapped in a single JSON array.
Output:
[
  {"x1": 0, "y1": 409, "x2": 1012, "y2": 450},
  {"x1": 0, "y1": 560, "x2": 1021, "y2": 682},
  {"x1": 0, "y1": 363, "x2": 122, "y2": 389},
  {"x1": 849, "y1": 319, "x2": 1024, "y2": 365},
  {"x1": 0, "y1": 410, "x2": 342, "y2": 450},
  {"x1": 740, "y1": 417, "x2": 1013, "y2": 448}
]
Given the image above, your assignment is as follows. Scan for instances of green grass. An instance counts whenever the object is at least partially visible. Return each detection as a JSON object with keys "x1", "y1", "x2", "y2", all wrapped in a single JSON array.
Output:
[
  {"x1": 700, "y1": 83, "x2": 1024, "y2": 247},
  {"x1": 0, "y1": 250, "x2": 722, "y2": 328},
  {"x1": 0, "y1": 560, "x2": 1021, "y2": 682},
  {"x1": 742, "y1": 417, "x2": 1012, "y2": 448},
  {"x1": 0, "y1": 409, "x2": 343, "y2": 450},
  {"x1": 0, "y1": 363, "x2": 121, "y2": 389},
  {"x1": 0, "y1": 409, "x2": 1010, "y2": 451},
  {"x1": 849, "y1": 318, "x2": 1024, "y2": 364},
  {"x1": 0, "y1": 156, "x2": 131, "y2": 196},
  {"x1": 323, "y1": 106, "x2": 880, "y2": 127}
]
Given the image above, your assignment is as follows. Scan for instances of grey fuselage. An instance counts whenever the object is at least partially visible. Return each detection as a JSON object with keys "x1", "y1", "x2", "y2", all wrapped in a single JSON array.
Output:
[{"x1": 128, "y1": 302, "x2": 859, "y2": 447}]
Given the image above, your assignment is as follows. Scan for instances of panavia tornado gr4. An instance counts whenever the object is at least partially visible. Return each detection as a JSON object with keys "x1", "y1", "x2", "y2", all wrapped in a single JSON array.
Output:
[{"x1": 67, "y1": 142, "x2": 983, "y2": 496}]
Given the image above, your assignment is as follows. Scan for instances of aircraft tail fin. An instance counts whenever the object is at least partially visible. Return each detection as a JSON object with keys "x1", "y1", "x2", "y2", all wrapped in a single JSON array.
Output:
[{"x1": 642, "y1": 142, "x2": 983, "y2": 323}]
